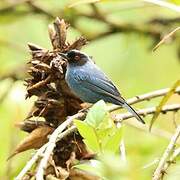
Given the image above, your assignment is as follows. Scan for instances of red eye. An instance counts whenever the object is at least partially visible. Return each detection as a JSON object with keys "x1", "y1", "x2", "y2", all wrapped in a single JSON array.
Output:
[{"x1": 75, "y1": 55, "x2": 80, "y2": 61}]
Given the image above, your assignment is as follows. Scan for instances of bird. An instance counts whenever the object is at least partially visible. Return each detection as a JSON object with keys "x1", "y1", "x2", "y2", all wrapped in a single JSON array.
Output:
[{"x1": 59, "y1": 49, "x2": 145, "y2": 124}]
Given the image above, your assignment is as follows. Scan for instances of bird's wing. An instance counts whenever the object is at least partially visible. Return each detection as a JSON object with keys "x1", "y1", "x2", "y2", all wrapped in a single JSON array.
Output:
[
  {"x1": 74, "y1": 70, "x2": 145, "y2": 124},
  {"x1": 74, "y1": 71, "x2": 124, "y2": 104}
]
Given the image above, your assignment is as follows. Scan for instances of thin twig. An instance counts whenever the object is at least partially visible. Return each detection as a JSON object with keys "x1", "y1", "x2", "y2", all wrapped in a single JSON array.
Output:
[
  {"x1": 16, "y1": 104, "x2": 179, "y2": 178},
  {"x1": 149, "y1": 80, "x2": 180, "y2": 131},
  {"x1": 161, "y1": 147, "x2": 180, "y2": 179},
  {"x1": 34, "y1": 103, "x2": 180, "y2": 179},
  {"x1": 153, "y1": 27, "x2": 180, "y2": 52},
  {"x1": 114, "y1": 104, "x2": 180, "y2": 122},
  {"x1": 1, "y1": 0, "x2": 179, "y2": 43},
  {"x1": 153, "y1": 126, "x2": 180, "y2": 180},
  {"x1": 0, "y1": 0, "x2": 170, "y2": 41},
  {"x1": 143, "y1": 159, "x2": 159, "y2": 169},
  {"x1": 16, "y1": 87, "x2": 180, "y2": 179},
  {"x1": 108, "y1": 86, "x2": 180, "y2": 112},
  {"x1": 15, "y1": 144, "x2": 47, "y2": 180},
  {"x1": 35, "y1": 103, "x2": 180, "y2": 179},
  {"x1": 16, "y1": 105, "x2": 179, "y2": 179},
  {"x1": 35, "y1": 112, "x2": 84, "y2": 180},
  {"x1": 15, "y1": 126, "x2": 77, "y2": 180}
]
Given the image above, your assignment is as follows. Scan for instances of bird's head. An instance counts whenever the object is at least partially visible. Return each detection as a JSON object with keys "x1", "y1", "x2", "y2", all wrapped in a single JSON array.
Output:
[{"x1": 59, "y1": 50, "x2": 90, "y2": 66}]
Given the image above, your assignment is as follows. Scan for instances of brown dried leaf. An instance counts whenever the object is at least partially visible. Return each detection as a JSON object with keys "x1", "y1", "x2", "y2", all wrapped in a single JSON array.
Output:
[
  {"x1": 27, "y1": 75, "x2": 51, "y2": 95},
  {"x1": 50, "y1": 55, "x2": 65, "y2": 74},
  {"x1": 28, "y1": 43, "x2": 44, "y2": 51},
  {"x1": 15, "y1": 120, "x2": 48, "y2": 133},
  {"x1": 8, "y1": 126, "x2": 54, "y2": 160},
  {"x1": 68, "y1": 37, "x2": 88, "y2": 51},
  {"x1": 57, "y1": 19, "x2": 68, "y2": 49},
  {"x1": 48, "y1": 24, "x2": 56, "y2": 48},
  {"x1": 52, "y1": 18, "x2": 69, "y2": 50}
]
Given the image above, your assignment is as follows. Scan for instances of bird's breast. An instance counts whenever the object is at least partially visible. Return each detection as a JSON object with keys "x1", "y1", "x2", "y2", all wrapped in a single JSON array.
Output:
[
  {"x1": 65, "y1": 65, "x2": 82, "y2": 91},
  {"x1": 65, "y1": 65, "x2": 94, "y2": 102}
]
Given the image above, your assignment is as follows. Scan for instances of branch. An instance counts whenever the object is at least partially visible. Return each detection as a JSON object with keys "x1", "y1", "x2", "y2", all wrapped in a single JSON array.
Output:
[
  {"x1": 76, "y1": 4, "x2": 161, "y2": 41},
  {"x1": 15, "y1": 125, "x2": 79, "y2": 179},
  {"x1": 16, "y1": 87, "x2": 180, "y2": 179},
  {"x1": 1, "y1": 0, "x2": 179, "y2": 45},
  {"x1": 114, "y1": 104, "x2": 180, "y2": 122},
  {"x1": 153, "y1": 126, "x2": 180, "y2": 180},
  {"x1": 108, "y1": 86, "x2": 180, "y2": 112},
  {"x1": 15, "y1": 144, "x2": 47, "y2": 180},
  {"x1": 1, "y1": 1, "x2": 177, "y2": 42},
  {"x1": 35, "y1": 112, "x2": 84, "y2": 180},
  {"x1": 153, "y1": 27, "x2": 180, "y2": 51},
  {"x1": 34, "y1": 103, "x2": 180, "y2": 180},
  {"x1": 161, "y1": 147, "x2": 180, "y2": 179}
]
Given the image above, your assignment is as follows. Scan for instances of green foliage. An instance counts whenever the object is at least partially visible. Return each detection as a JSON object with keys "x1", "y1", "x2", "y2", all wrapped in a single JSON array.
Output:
[
  {"x1": 74, "y1": 154, "x2": 130, "y2": 180},
  {"x1": 149, "y1": 80, "x2": 180, "y2": 131},
  {"x1": 74, "y1": 100, "x2": 122, "y2": 155},
  {"x1": 85, "y1": 100, "x2": 107, "y2": 127},
  {"x1": 74, "y1": 120, "x2": 100, "y2": 153},
  {"x1": 74, "y1": 100, "x2": 123, "y2": 178}
]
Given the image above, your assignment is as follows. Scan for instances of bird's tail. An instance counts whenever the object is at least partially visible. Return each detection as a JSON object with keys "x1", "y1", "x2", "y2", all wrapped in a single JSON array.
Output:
[{"x1": 122, "y1": 102, "x2": 145, "y2": 124}]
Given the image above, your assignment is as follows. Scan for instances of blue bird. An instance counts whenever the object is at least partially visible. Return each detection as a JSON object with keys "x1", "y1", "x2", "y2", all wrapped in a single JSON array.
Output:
[{"x1": 60, "y1": 50, "x2": 145, "y2": 124}]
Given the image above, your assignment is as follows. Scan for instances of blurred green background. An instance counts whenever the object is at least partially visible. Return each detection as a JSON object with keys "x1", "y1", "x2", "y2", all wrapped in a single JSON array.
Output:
[{"x1": 0, "y1": 0, "x2": 179, "y2": 179}]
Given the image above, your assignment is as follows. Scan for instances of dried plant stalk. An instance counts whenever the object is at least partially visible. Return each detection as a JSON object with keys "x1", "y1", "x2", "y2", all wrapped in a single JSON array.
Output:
[{"x1": 13, "y1": 18, "x2": 89, "y2": 179}]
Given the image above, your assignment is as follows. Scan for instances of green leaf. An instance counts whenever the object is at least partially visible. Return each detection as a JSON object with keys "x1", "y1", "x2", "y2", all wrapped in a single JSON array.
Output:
[
  {"x1": 103, "y1": 127, "x2": 122, "y2": 153},
  {"x1": 74, "y1": 120, "x2": 100, "y2": 153},
  {"x1": 97, "y1": 128, "x2": 114, "y2": 149},
  {"x1": 85, "y1": 100, "x2": 108, "y2": 128},
  {"x1": 96, "y1": 115, "x2": 116, "y2": 150},
  {"x1": 97, "y1": 113, "x2": 114, "y2": 130},
  {"x1": 149, "y1": 80, "x2": 180, "y2": 131},
  {"x1": 75, "y1": 100, "x2": 122, "y2": 155}
]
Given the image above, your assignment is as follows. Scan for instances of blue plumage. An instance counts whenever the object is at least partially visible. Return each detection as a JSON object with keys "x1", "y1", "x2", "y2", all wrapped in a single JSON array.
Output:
[{"x1": 61, "y1": 50, "x2": 145, "y2": 124}]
